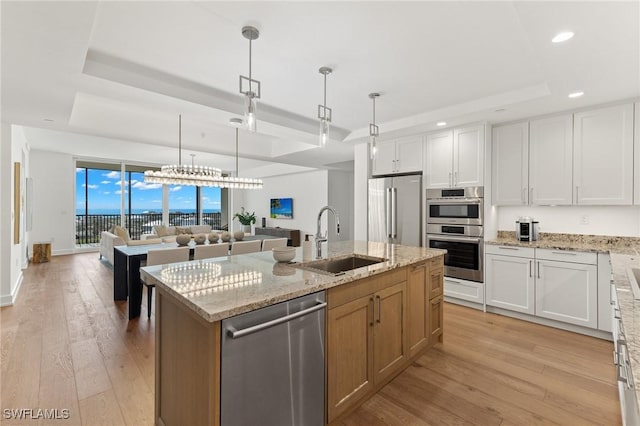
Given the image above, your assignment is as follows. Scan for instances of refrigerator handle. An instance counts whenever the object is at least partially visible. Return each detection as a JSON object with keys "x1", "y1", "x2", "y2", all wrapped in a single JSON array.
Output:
[
  {"x1": 391, "y1": 187, "x2": 397, "y2": 239},
  {"x1": 386, "y1": 187, "x2": 392, "y2": 239}
]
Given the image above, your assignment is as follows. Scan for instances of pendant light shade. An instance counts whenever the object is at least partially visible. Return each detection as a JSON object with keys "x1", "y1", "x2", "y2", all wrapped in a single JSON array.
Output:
[
  {"x1": 239, "y1": 26, "x2": 260, "y2": 133},
  {"x1": 369, "y1": 93, "x2": 380, "y2": 159},
  {"x1": 318, "y1": 66, "x2": 333, "y2": 146}
]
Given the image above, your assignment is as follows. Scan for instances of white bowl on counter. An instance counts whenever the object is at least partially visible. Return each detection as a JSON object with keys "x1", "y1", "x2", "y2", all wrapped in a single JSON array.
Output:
[{"x1": 272, "y1": 247, "x2": 296, "y2": 263}]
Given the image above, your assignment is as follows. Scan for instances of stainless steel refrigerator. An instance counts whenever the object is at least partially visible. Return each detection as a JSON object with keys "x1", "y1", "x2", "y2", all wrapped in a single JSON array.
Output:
[{"x1": 368, "y1": 174, "x2": 422, "y2": 246}]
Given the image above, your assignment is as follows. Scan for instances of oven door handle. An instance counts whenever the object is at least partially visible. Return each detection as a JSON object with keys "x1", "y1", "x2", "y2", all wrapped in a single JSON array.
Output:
[
  {"x1": 428, "y1": 235, "x2": 482, "y2": 244},
  {"x1": 426, "y1": 198, "x2": 483, "y2": 204}
]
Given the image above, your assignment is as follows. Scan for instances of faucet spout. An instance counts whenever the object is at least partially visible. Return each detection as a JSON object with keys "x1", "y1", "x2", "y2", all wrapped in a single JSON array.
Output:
[{"x1": 315, "y1": 206, "x2": 340, "y2": 259}]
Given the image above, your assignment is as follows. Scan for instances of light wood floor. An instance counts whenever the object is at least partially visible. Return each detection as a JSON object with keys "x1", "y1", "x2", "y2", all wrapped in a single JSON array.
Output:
[{"x1": 1, "y1": 253, "x2": 620, "y2": 425}]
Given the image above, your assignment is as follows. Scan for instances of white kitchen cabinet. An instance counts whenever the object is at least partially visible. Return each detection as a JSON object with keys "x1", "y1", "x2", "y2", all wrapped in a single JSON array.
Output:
[
  {"x1": 597, "y1": 253, "x2": 612, "y2": 333},
  {"x1": 573, "y1": 103, "x2": 634, "y2": 205},
  {"x1": 443, "y1": 277, "x2": 483, "y2": 304},
  {"x1": 535, "y1": 259, "x2": 598, "y2": 329},
  {"x1": 491, "y1": 122, "x2": 529, "y2": 205},
  {"x1": 529, "y1": 114, "x2": 573, "y2": 205},
  {"x1": 425, "y1": 125, "x2": 484, "y2": 189},
  {"x1": 372, "y1": 136, "x2": 423, "y2": 176},
  {"x1": 634, "y1": 102, "x2": 640, "y2": 205},
  {"x1": 486, "y1": 253, "x2": 535, "y2": 315}
]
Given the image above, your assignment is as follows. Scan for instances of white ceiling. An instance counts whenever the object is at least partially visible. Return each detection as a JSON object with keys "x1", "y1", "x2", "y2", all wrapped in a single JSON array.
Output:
[{"x1": 2, "y1": 1, "x2": 639, "y2": 177}]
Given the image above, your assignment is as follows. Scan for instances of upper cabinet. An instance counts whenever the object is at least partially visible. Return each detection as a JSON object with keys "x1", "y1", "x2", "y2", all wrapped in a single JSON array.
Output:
[
  {"x1": 425, "y1": 124, "x2": 484, "y2": 189},
  {"x1": 529, "y1": 114, "x2": 573, "y2": 205},
  {"x1": 492, "y1": 122, "x2": 529, "y2": 205},
  {"x1": 573, "y1": 103, "x2": 634, "y2": 205},
  {"x1": 635, "y1": 102, "x2": 640, "y2": 205},
  {"x1": 372, "y1": 136, "x2": 423, "y2": 176}
]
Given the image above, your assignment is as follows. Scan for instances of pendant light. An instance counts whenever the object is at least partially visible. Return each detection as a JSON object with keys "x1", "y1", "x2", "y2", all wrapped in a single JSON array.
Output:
[
  {"x1": 318, "y1": 66, "x2": 333, "y2": 146},
  {"x1": 239, "y1": 26, "x2": 260, "y2": 132},
  {"x1": 144, "y1": 115, "x2": 224, "y2": 187},
  {"x1": 227, "y1": 117, "x2": 263, "y2": 189},
  {"x1": 369, "y1": 93, "x2": 380, "y2": 159}
]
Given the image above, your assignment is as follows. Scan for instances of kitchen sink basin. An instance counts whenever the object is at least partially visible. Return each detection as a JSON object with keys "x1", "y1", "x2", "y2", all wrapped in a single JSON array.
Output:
[{"x1": 294, "y1": 254, "x2": 387, "y2": 276}]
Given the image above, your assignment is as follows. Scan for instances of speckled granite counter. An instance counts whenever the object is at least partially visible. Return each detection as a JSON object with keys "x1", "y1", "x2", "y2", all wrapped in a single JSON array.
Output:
[
  {"x1": 140, "y1": 240, "x2": 445, "y2": 323},
  {"x1": 487, "y1": 231, "x2": 640, "y2": 408}
]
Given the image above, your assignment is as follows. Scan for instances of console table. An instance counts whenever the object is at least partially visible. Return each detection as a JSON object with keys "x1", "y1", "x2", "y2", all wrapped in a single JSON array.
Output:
[{"x1": 255, "y1": 227, "x2": 301, "y2": 247}]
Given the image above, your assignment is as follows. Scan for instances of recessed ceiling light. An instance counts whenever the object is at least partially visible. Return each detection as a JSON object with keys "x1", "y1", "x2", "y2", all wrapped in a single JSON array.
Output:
[
  {"x1": 552, "y1": 31, "x2": 574, "y2": 43},
  {"x1": 568, "y1": 91, "x2": 584, "y2": 98},
  {"x1": 494, "y1": 109, "x2": 506, "y2": 113},
  {"x1": 436, "y1": 122, "x2": 447, "y2": 127},
  {"x1": 43, "y1": 118, "x2": 54, "y2": 122}
]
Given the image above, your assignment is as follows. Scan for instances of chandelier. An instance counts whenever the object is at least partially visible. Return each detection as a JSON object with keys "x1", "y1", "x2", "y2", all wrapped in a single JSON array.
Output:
[
  {"x1": 369, "y1": 92, "x2": 380, "y2": 159},
  {"x1": 318, "y1": 66, "x2": 333, "y2": 146},
  {"x1": 239, "y1": 26, "x2": 260, "y2": 132},
  {"x1": 143, "y1": 115, "x2": 263, "y2": 189}
]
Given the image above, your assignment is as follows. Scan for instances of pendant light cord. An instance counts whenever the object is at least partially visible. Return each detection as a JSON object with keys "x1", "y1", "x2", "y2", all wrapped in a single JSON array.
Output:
[
  {"x1": 323, "y1": 73, "x2": 327, "y2": 110},
  {"x1": 178, "y1": 114, "x2": 182, "y2": 165},
  {"x1": 372, "y1": 97, "x2": 376, "y2": 125},
  {"x1": 248, "y1": 39, "x2": 252, "y2": 92},
  {"x1": 235, "y1": 128, "x2": 239, "y2": 177}
]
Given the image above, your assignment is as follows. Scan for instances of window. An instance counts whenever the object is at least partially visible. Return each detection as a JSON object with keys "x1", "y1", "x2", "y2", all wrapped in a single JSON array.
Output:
[{"x1": 201, "y1": 186, "x2": 223, "y2": 230}]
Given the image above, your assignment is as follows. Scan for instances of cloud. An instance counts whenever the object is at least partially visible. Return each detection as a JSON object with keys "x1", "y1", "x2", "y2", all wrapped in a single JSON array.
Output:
[
  {"x1": 169, "y1": 186, "x2": 182, "y2": 192},
  {"x1": 82, "y1": 184, "x2": 99, "y2": 189},
  {"x1": 115, "y1": 190, "x2": 129, "y2": 195},
  {"x1": 131, "y1": 181, "x2": 162, "y2": 190},
  {"x1": 152, "y1": 200, "x2": 161, "y2": 203},
  {"x1": 104, "y1": 171, "x2": 121, "y2": 179},
  {"x1": 103, "y1": 191, "x2": 111, "y2": 195},
  {"x1": 76, "y1": 168, "x2": 84, "y2": 173},
  {"x1": 100, "y1": 180, "x2": 111, "y2": 184}
]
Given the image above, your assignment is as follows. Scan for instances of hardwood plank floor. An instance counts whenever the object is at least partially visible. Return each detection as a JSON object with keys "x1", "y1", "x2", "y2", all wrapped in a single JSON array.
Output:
[{"x1": 0, "y1": 253, "x2": 621, "y2": 425}]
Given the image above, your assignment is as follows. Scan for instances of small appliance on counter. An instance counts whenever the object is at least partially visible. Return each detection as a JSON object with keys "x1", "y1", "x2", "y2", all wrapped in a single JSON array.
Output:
[{"x1": 516, "y1": 217, "x2": 539, "y2": 242}]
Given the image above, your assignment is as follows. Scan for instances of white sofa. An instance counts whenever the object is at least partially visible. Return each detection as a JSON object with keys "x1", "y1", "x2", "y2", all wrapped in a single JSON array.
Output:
[
  {"x1": 99, "y1": 229, "x2": 162, "y2": 266},
  {"x1": 141, "y1": 224, "x2": 216, "y2": 243}
]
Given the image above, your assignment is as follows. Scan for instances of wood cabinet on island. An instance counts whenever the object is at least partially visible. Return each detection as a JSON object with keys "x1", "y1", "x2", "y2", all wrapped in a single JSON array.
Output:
[{"x1": 140, "y1": 240, "x2": 445, "y2": 426}]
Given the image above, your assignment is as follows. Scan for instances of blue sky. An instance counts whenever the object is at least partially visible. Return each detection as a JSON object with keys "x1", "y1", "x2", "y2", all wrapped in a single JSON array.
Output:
[{"x1": 76, "y1": 168, "x2": 221, "y2": 213}]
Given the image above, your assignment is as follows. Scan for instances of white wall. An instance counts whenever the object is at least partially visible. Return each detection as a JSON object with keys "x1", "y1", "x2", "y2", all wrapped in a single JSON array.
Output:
[
  {"x1": 328, "y1": 170, "x2": 353, "y2": 241},
  {"x1": 353, "y1": 143, "x2": 369, "y2": 241},
  {"x1": 241, "y1": 170, "x2": 329, "y2": 238},
  {"x1": 29, "y1": 149, "x2": 76, "y2": 255},
  {"x1": 498, "y1": 205, "x2": 640, "y2": 237},
  {"x1": 1, "y1": 123, "x2": 12, "y2": 304}
]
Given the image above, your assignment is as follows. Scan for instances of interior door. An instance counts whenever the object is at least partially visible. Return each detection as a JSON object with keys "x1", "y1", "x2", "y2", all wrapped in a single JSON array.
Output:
[{"x1": 391, "y1": 175, "x2": 421, "y2": 247}]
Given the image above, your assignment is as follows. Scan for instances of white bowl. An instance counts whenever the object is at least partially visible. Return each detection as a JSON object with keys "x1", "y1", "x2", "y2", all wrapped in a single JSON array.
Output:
[{"x1": 272, "y1": 247, "x2": 296, "y2": 263}]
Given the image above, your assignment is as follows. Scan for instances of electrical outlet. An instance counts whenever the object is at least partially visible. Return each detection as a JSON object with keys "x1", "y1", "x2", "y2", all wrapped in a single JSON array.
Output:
[{"x1": 579, "y1": 215, "x2": 590, "y2": 225}]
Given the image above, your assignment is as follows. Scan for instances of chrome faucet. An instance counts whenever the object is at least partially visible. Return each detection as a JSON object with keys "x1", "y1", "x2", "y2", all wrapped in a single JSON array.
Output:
[{"x1": 315, "y1": 206, "x2": 340, "y2": 259}]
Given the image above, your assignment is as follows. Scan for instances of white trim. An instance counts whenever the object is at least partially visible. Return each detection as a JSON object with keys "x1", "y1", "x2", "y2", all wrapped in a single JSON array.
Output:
[
  {"x1": 0, "y1": 271, "x2": 23, "y2": 307},
  {"x1": 445, "y1": 296, "x2": 484, "y2": 311}
]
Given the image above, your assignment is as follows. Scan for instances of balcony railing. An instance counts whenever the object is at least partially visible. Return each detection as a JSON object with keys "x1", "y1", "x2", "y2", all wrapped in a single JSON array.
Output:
[{"x1": 76, "y1": 212, "x2": 223, "y2": 245}]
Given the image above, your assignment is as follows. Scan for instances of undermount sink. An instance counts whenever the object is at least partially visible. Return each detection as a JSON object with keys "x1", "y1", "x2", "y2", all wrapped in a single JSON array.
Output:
[{"x1": 294, "y1": 254, "x2": 387, "y2": 276}]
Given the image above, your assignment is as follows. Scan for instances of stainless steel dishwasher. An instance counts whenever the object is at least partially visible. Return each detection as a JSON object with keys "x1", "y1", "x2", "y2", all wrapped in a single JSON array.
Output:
[{"x1": 221, "y1": 291, "x2": 326, "y2": 426}]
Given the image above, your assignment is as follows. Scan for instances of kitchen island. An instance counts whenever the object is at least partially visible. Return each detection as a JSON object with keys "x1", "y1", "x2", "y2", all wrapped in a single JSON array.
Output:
[{"x1": 140, "y1": 240, "x2": 446, "y2": 426}]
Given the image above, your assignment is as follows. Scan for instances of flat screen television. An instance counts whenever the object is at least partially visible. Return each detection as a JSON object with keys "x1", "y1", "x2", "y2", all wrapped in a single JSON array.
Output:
[{"x1": 270, "y1": 198, "x2": 293, "y2": 219}]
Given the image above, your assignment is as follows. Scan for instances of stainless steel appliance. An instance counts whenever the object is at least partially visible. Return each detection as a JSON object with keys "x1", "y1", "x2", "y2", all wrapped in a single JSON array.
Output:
[
  {"x1": 516, "y1": 217, "x2": 539, "y2": 242},
  {"x1": 426, "y1": 187, "x2": 483, "y2": 225},
  {"x1": 221, "y1": 291, "x2": 326, "y2": 426},
  {"x1": 368, "y1": 174, "x2": 422, "y2": 246},
  {"x1": 426, "y1": 187, "x2": 484, "y2": 282}
]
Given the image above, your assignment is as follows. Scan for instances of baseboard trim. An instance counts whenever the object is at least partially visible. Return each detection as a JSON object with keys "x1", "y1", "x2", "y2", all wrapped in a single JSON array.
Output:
[
  {"x1": 444, "y1": 296, "x2": 484, "y2": 311},
  {"x1": 0, "y1": 271, "x2": 23, "y2": 307}
]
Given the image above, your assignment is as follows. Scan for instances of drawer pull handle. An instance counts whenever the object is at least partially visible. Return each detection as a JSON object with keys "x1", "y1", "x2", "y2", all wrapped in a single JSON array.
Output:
[
  {"x1": 551, "y1": 251, "x2": 578, "y2": 256},
  {"x1": 498, "y1": 247, "x2": 519, "y2": 251}
]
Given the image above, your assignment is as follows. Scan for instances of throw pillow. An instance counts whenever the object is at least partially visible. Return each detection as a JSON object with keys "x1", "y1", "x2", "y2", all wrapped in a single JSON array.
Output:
[
  {"x1": 113, "y1": 225, "x2": 130, "y2": 242},
  {"x1": 108, "y1": 225, "x2": 116, "y2": 235},
  {"x1": 175, "y1": 226, "x2": 192, "y2": 235},
  {"x1": 153, "y1": 225, "x2": 169, "y2": 237}
]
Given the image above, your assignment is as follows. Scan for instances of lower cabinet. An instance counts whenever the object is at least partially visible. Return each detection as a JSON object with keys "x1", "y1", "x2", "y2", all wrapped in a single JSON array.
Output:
[
  {"x1": 327, "y1": 258, "x2": 444, "y2": 423},
  {"x1": 535, "y1": 259, "x2": 597, "y2": 329},
  {"x1": 486, "y1": 245, "x2": 600, "y2": 330}
]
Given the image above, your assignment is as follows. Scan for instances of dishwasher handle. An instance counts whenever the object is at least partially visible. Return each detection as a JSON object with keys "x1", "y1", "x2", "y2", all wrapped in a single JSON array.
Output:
[{"x1": 226, "y1": 301, "x2": 327, "y2": 339}]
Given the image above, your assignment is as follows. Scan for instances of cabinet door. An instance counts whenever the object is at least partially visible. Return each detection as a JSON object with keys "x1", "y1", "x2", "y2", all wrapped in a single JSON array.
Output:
[
  {"x1": 395, "y1": 136, "x2": 424, "y2": 173},
  {"x1": 373, "y1": 282, "x2": 406, "y2": 384},
  {"x1": 485, "y1": 254, "x2": 535, "y2": 315},
  {"x1": 573, "y1": 103, "x2": 634, "y2": 205},
  {"x1": 425, "y1": 131, "x2": 454, "y2": 188},
  {"x1": 529, "y1": 114, "x2": 573, "y2": 205},
  {"x1": 635, "y1": 102, "x2": 640, "y2": 205},
  {"x1": 453, "y1": 124, "x2": 484, "y2": 187},
  {"x1": 535, "y1": 260, "x2": 598, "y2": 329},
  {"x1": 429, "y1": 295, "x2": 444, "y2": 344},
  {"x1": 406, "y1": 262, "x2": 428, "y2": 358},
  {"x1": 491, "y1": 122, "x2": 529, "y2": 205},
  {"x1": 372, "y1": 140, "x2": 397, "y2": 176},
  {"x1": 327, "y1": 295, "x2": 374, "y2": 421}
]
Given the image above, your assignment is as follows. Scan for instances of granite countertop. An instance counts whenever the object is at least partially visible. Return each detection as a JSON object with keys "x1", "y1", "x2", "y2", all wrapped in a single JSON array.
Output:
[
  {"x1": 488, "y1": 231, "x2": 640, "y2": 406},
  {"x1": 140, "y1": 240, "x2": 446, "y2": 323}
]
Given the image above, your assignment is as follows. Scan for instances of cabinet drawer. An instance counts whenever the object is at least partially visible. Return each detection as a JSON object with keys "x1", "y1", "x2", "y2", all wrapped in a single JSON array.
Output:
[
  {"x1": 485, "y1": 244, "x2": 535, "y2": 258},
  {"x1": 444, "y1": 277, "x2": 484, "y2": 304},
  {"x1": 535, "y1": 248, "x2": 597, "y2": 265}
]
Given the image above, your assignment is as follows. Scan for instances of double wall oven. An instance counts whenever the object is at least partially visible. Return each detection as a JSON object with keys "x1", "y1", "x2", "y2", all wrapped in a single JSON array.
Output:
[{"x1": 426, "y1": 187, "x2": 484, "y2": 282}]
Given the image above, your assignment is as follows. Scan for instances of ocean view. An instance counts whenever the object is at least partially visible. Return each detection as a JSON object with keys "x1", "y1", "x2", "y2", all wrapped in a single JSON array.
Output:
[{"x1": 77, "y1": 209, "x2": 221, "y2": 215}]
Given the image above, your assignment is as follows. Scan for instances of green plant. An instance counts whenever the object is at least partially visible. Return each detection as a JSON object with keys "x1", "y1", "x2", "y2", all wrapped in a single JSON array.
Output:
[{"x1": 234, "y1": 207, "x2": 256, "y2": 226}]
